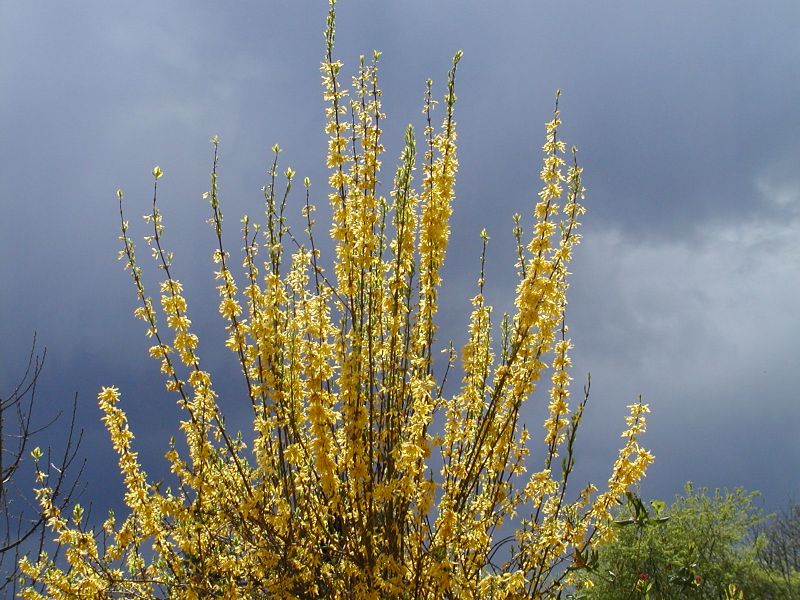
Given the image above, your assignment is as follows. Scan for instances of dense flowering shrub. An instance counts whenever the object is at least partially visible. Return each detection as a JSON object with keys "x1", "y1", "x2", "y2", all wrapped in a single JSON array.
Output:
[{"x1": 21, "y1": 2, "x2": 651, "y2": 597}]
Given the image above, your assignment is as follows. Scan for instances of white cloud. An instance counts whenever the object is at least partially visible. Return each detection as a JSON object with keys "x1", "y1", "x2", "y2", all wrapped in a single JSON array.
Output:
[{"x1": 575, "y1": 204, "x2": 800, "y2": 399}]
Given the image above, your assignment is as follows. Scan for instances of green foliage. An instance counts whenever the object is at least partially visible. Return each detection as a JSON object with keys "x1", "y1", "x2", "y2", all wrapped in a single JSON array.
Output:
[{"x1": 574, "y1": 483, "x2": 795, "y2": 599}]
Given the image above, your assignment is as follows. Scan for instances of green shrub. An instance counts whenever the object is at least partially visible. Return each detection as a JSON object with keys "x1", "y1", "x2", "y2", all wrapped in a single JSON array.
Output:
[{"x1": 575, "y1": 483, "x2": 793, "y2": 599}]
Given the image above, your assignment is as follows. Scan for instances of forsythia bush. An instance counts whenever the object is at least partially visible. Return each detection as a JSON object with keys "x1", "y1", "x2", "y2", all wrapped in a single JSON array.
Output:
[{"x1": 22, "y1": 2, "x2": 652, "y2": 598}]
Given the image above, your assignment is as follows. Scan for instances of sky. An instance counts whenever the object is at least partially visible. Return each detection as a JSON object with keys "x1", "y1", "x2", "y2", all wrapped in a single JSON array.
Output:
[{"x1": 1, "y1": 0, "x2": 798, "y2": 533}]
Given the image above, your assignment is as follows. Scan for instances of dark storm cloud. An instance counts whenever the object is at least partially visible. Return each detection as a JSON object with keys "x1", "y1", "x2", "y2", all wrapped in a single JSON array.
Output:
[{"x1": 1, "y1": 0, "x2": 798, "y2": 520}]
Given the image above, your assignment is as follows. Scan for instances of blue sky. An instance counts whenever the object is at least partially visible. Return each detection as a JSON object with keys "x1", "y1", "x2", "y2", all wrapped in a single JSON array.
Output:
[{"x1": 1, "y1": 0, "x2": 798, "y2": 529}]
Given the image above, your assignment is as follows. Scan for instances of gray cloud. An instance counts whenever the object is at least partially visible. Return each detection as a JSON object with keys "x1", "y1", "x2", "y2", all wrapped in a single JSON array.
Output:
[{"x1": 2, "y1": 0, "x2": 798, "y2": 522}]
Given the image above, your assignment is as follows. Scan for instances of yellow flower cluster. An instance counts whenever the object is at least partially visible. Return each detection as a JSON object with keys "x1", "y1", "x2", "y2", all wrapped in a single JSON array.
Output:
[{"x1": 22, "y1": 2, "x2": 651, "y2": 598}]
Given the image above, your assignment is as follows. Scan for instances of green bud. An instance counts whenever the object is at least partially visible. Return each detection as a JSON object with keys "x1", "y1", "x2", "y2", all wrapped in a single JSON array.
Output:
[{"x1": 72, "y1": 503, "x2": 84, "y2": 524}]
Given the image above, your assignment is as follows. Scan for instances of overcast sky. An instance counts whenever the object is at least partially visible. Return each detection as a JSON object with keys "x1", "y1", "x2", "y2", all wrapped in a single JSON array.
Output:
[{"x1": 2, "y1": 0, "x2": 798, "y2": 527}]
